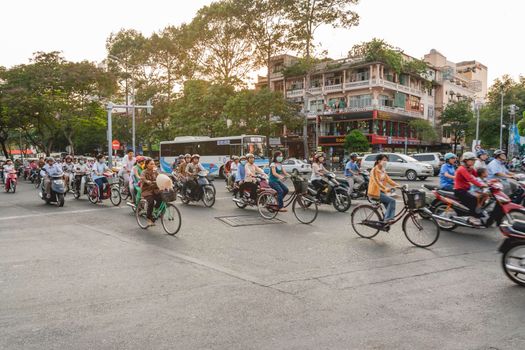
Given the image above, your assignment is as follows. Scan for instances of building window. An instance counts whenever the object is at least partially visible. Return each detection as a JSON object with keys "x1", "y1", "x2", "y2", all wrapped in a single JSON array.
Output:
[
  {"x1": 309, "y1": 99, "x2": 324, "y2": 112},
  {"x1": 349, "y1": 94, "x2": 372, "y2": 108},
  {"x1": 379, "y1": 94, "x2": 393, "y2": 107}
]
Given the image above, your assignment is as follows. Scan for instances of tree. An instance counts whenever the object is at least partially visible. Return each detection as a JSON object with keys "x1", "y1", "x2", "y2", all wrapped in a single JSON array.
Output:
[
  {"x1": 285, "y1": 0, "x2": 359, "y2": 59},
  {"x1": 441, "y1": 100, "x2": 474, "y2": 153},
  {"x1": 344, "y1": 130, "x2": 369, "y2": 153},
  {"x1": 190, "y1": 1, "x2": 256, "y2": 87},
  {"x1": 408, "y1": 119, "x2": 438, "y2": 145}
]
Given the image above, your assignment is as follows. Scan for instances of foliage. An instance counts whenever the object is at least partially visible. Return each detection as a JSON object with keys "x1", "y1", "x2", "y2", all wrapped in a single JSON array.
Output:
[
  {"x1": 441, "y1": 100, "x2": 474, "y2": 152},
  {"x1": 344, "y1": 130, "x2": 369, "y2": 152},
  {"x1": 350, "y1": 38, "x2": 404, "y2": 74},
  {"x1": 408, "y1": 119, "x2": 438, "y2": 143},
  {"x1": 284, "y1": 0, "x2": 359, "y2": 59}
]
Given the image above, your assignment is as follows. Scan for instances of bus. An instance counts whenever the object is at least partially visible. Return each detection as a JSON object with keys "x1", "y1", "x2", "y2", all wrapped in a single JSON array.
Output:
[{"x1": 159, "y1": 135, "x2": 268, "y2": 176}]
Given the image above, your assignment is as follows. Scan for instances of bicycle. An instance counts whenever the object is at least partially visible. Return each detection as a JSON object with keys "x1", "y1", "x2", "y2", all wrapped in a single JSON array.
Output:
[
  {"x1": 281, "y1": 175, "x2": 319, "y2": 224},
  {"x1": 135, "y1": 190, "x2": 182, "y2": 235},
  {"x1": 350, "y1": 185, "x2": 440, "y2": 248}
]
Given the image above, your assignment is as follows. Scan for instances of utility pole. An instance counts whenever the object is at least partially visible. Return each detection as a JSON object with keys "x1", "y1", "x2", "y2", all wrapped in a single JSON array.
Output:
[
  {"x1": 474, "y1": 102, "x2": 481, "y2": 149},
  {"x1": 500, "y1": 90, "x2": 504, "y2": 150}
]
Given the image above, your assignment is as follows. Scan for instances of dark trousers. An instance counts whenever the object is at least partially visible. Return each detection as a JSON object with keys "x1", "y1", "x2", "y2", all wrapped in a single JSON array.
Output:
[
  {"x1": 145, "y1": 193, "x2": 161, "y2": 221},
  {"x1": 240, "y1": 182, "x2": 258, "y2": 200},
  {"x1": 94, "y1": 177, "x2": 108, "y2": 199},
  {"x1": 270, "y1": 181, "x2": 289, "y2": 208},
  {"x1": 74, "y1": 175, "x2": 83, "y2": 192},
  {"x1": 454, "y1": 189, "x2": 480, "y2": 218}
]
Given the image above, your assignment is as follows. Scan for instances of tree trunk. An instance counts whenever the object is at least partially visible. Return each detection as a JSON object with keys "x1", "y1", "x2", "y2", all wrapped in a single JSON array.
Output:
[{"x1": 0, "y1": 139, "x2": 9, "y2": 158}]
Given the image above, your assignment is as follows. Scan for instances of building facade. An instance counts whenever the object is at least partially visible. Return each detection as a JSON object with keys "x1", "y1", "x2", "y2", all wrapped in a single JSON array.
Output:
[{"x1": 258, "y1": 50, "x2": 487, "y2": 163}]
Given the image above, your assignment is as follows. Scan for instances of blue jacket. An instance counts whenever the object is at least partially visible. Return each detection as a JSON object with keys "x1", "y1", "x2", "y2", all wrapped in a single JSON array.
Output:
[{"x1": 236, "y1": 164, "x2": 246, "y2": 182}]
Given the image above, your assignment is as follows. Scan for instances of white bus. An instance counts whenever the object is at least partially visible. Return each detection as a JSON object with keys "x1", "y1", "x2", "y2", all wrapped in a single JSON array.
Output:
[{"x1": 159, "y1": 135, "x2": 268, "y2": 176}]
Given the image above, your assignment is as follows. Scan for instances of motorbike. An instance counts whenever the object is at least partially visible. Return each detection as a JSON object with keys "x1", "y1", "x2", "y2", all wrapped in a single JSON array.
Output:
[
  {"x1": 499, "y1": 220, "x2": 525, "y2": 287},
  {"x1": 86, "y1": 172, "x2": 121, "y2": 206},
  {"x1": 4, "y1": 171, "x2": 17, "y2": 193},
  {"x1": 38, "y1": 172, "x2": 66, "y2": 207},
  {"x1": 23, "y1": 165, "x2": 31, "y2": 180},
  {"x1": 424, "y1": 179, "x2": 525, "y2": 230},
  {"x1": 349, "y1": 170, "x2": 370, "y2": 200},
  {"x1": 232, "y1": 174, "x2": 279, "y2": 219},
  {"x1": 308, "y1": 172, "x2": 352, "y2": 212},
  {"x1": 178, "y1": 170, "x2": 215, "y2": 207},
  {"x1": 72, "y1": 173, "x2": 89, "y2": 199}
]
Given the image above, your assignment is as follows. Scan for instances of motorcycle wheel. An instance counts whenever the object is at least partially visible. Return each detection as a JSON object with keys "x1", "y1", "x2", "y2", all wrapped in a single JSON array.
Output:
[
  {"x1": 34, "y1": 179, "x2": 40, "y2": 189},
  {"x1": 57, "y1": 193, "x2": 65, "y2": 207},
  {"x1": 73, "y1": 189, "x2": 81, "y2": 199},
  {"x1": 202, "y1": 186, "x2": 215, "y2": 207},
  {"x1": 332, "y1": 188, "x2": 351, "y2": 212},
  {"x1": 12, "y1": 183, "x2": 16, "y2": 193},
  {"x1": 234, "y1": 192, "x2": 247, "y2": 209},
  {"x1": 88, "y1": 185, "x2": 99, "y2": 204},
  {"x1": 110, "y1": 186, "x2": 122, "y2": 206},
  {"x1": 433, "y1": 203, "x2": 458, "y2": 231},
  {"x1": 501, "y1": 242, "x2": 525, "y2": 286}
]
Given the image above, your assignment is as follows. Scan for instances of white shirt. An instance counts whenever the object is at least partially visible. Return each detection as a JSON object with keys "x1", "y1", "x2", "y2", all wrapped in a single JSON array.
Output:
[
  {"x1": 122, "y1": 156, "x2": 136, "y2": 173},
  {"x1": 310, "y1": 163, "x2": 325, "y2": 181}
]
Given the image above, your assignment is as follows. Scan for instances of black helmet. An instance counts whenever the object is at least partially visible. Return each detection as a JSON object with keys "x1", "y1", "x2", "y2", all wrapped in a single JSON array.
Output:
[{"x1": 350, "y1": 153, "x2": 358, "y2": 159}]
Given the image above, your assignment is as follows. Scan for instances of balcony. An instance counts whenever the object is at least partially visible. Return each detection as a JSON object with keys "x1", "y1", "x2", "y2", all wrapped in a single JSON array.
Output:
[
  {"x1": 376, "y1": 105, "x2": 424, "y2": 119},
  {"x1": 344, "y1": 80, "x2": 370, "y2": 90},
  {"x1": 286, "y1": 89, "x2": 304, "y2": 98},
  {"x1": 374, "y1": 79, "x2": 423, "y2": 97},
  {"x1": 307, "y1": 87, "x2": 322, "y2": 95},
  {"x1": 324, "y1": 83, "x2": 342, "y2": 92}
]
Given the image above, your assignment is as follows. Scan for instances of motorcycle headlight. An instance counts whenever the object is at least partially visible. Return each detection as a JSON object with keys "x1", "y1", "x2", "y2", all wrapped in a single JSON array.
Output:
[{"x1": 53, "y1": 180, "x2": 64, "y2": 185}]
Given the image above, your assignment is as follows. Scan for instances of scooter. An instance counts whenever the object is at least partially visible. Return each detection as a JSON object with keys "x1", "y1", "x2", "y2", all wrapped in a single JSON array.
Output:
[
  {"x1": 349, "y1": 170, "x2": 370, "y2": 200},
  {"x1": 425, "y1": 179, "x2": 525, "y2": 230},
  {"x1": 308, "y1": 172, "x2": 352, "y2": 212},
  {"x1": 72, "y1": 173, "x2": 89, "y2": 199},
  {"x1": 498, "y1": 220, "x2": 525, "y2": 286},
  {"x1": 38, "y1": 172, "x2": 66, "y2": 207},
  {"x1": 178, "y1": 170, "x2": 215, "y2": 207},
  {"x1": 4, "y1": 171, "x2": 17, "y2": 193}
]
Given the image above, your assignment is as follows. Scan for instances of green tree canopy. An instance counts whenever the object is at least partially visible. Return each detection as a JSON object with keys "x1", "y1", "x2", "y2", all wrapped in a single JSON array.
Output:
[
  {"x1": 441, "y1": 100, "x2": 474, "y2": 153},
  {"x1": 344, "y1": 129, "x2": 369, "y2": 153}
]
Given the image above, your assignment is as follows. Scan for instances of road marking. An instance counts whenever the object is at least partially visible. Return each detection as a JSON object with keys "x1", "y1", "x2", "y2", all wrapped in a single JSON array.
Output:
[{"x1": 0, "y1": 207, "x2": 123, "y2": 221}]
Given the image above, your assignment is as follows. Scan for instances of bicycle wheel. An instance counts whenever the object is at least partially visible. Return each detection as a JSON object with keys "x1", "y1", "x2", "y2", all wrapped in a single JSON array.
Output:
[
  {"x1": 120, "y1": 182, "x2": 130, "y2": 200},
  {"x1": 292, "y1": 195, "x2": 318, "y2": 224},
  {"x1": 403, "y1": 211, "x2": 440, "y2": 248},
  {"x1": 110, "y1": 186, "x2": 122, "y2": 206},
  {"x1": 257, "y1": 193, "x2": 278, "y2": 219},
  {"x1": 88, "y1": 184, "x2": 99, "y2": 204},
  {"x1": 135, "y1": 200, "x2": 149, "y2": 229},
  {"x1": 351, "y1": 205, "x2": 382, "y2": 239},
  {"x1": 161, "y1": 203, "x2": 182, "y2": 235}
]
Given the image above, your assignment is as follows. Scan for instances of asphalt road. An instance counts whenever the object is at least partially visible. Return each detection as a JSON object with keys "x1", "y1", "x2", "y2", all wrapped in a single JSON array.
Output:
[{"x1": 1, "y1": 176, "x2": 524, "y2": 350}]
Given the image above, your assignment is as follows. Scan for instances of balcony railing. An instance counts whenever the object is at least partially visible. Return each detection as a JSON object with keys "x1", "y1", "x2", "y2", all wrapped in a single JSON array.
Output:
[
  {"x1": 344, "y1": 80, "x2": 370, "y2": 90},
  {"x1": 286, "y1": 89, "x2": 305, "y2": 98},
  {"x1": 307, "y1": 87, "x2": 322, "y2": 94},
  {"x1": 376, "y1": 105, "x2": 423, "y2": 118},
  {"x1": 324, "y1": 83, "x2": 342, "y2": 92}
]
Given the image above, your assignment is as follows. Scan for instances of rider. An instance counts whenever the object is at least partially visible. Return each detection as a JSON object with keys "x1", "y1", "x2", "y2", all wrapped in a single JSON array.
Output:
[
  {"x1": 228, "y1": 156, "x2": 239, "y2": 189},
  {"x1": 474, "y1": 149, "x2": 489, "y2": 170},
  {"x1": 344, "y1": 153, "x2": 364, "y2": 192},
  {"x1": 140, "y1": 159, "x2": 161, "y2": 226},
  {"x1": 73, "y1": 156, "x2": 90, "y2": 193},
  {"x1": 121, "y1": 149, "x2": 135, "y2": 193},
  {"x1": 439, "y1": 153, "x2": 457, "y2": 191},
  {"x1": 62, "y1": 155, "x2": 75, "y2": 192},
  {"x1": 368, "y1": 154, "x2": 400, "y2": 223},
  {"x1": 269, "y1": 151, "x2": 289, "y2": 212},
  {"x1": 131, "y1": 156, "x2": 145, "y2": 203},
  {"x1": 234, "y1": 155, "x2": 247, "y2": 194},
  {"x1": 310, "y1": 153, "x2": 327, "y2": 193},
  {"x1": 243, "y1": 153, "x2": 265, "y2": 201},
  {"x1": 185, "y1": 154, "x2": 205, "y2": 198},
  {"x1": 453, "y1": 152, "x2": 487, "y2": 225},
  {"x1": 487, "y1": 150, "x2": 517, "y2": 195},
  {"x1": 92, "y1": 154, "x2": 110, "y2": 202},
  {"x1": 41, "y1": 157, "x2": 63, "y2": 198},
  {"x1": 3, "y1": 159, "x2": 15, "y2": 174}
]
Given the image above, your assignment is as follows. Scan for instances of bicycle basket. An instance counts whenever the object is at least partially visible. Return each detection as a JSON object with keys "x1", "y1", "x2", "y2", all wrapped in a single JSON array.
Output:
[
  {"x1": 161, "y1": 189, "x2": 177, "y2": 202},
  {"x1": 406, "y1": 189, "x2": 426, "y2": 209},
  {"x1": 293, "y1": 179, "x2": 309, "y2": 194}
]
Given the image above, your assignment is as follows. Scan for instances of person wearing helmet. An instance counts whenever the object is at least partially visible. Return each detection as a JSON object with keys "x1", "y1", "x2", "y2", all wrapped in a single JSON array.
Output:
[
  {"x1": 92, "y1": 154, "x2": 111, "y2": 201},
  {"x1": 178, "y1": 154, "x2": 191, "y2": 177},
  {"x1": 62, "y1": 155, "x2": 74, "y2": 192},
  {"x1": 344, "y1": 153, "x2": 363, "y2": 192},
  {"x1": 487, "y1": 150, "x2": 517, "y2": 195},
  {"x1": 227, "y1": 156, "x2": 240, "y2": 189},
  {"x1": 242, "y1": 153, "x2": 266, "y2": 201},
  {"x1": 439, "y1": 153, "x2": 457, "y2": 191},
  {"x1": 185, "y1": 154, "x2": 205, "y2": 198},
  {"x1": 474, "y1": 149, "x2": 489, "y2": 170},
  {"x1": 311, "y1": 153, "x2": 327, "y2": 192},
  {"x1": 453, "y1": 152, "x2": 487, "y2": 225},
  {"x1": 41, "y1": 157, "x2": 63, "y2": 198},
  {"x1": 73, "y1": 156, "x2": 90, "y2": 193},
  {"x1": 235, "y1": 155, "x2": 247, "y2": 184}
]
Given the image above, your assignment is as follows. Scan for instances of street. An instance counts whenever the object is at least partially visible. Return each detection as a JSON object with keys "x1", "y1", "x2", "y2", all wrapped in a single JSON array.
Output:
[{"x1": 1, "y1": 177, "x2": 524, "y2": 350}]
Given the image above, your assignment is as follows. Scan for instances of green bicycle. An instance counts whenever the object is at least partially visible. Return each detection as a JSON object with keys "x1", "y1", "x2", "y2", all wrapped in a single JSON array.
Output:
[{"x1": 136, "y1": 198, "x2": 182, "y2": 235}]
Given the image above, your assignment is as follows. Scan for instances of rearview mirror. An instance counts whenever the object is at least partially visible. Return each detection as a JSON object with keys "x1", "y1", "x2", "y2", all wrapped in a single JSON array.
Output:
[{"x1": 397, "y1": 159, "x2": 404, "y2": 163}]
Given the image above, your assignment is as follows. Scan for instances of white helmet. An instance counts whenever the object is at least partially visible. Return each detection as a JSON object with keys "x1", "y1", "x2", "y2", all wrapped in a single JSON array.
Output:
[{"x1": 461, "y1": 152, "x2": 476, "y2": 161}]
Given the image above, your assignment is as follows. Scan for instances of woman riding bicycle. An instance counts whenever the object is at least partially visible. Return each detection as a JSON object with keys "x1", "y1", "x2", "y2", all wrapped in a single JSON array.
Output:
[
  {"x1": 269, "y1": 151, "x2": 289, "y2": 212},
  {"x1": 140, "y1": 159, "x2": 161, "y2": 226},
  {"x1": 368, "y1": 154, "x2": 400, "y2": 224}
]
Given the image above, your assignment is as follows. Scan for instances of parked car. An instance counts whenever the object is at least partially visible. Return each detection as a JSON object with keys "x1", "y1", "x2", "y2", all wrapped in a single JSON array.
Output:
[
  {"x1": 411, "y1": 153, "x2": 443, "y2": 175},
  {"x1": 282, "y1": 158, "x2": 311, "y2": 175},
  {"x1": 360, "y1": 153, "x2": 434, "y2": 181}
]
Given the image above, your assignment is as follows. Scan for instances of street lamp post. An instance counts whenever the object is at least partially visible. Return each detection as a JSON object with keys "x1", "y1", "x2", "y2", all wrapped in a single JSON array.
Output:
[
  {"x1": 500, "y1": 90, "x2": 504, "y2": 150},
  {"x1": 106, "y1": 101, "x2": 152, "y2": 166}
]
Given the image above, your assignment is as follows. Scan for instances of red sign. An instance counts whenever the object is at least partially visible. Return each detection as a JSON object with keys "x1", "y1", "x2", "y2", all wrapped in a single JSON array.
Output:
[{"x1": 112, "y1": 140, "x2": 120, "y2": 150}]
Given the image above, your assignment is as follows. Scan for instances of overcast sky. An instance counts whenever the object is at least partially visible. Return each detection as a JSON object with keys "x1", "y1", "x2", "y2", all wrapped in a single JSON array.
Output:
[{"x1": 1, "y1": 0, "x2": 523, "y2": 85}]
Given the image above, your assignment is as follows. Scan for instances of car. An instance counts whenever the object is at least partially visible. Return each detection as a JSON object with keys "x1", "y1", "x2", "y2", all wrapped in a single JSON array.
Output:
[
  {"x1": 282, "y1": 158, "x2": 311, "y2": 175},
  {"x1": 411, "y1": 153, "x2": 443, "y2": 175},
  {"x1": 360, "y1": 153, "x2": 434, "y2": 181}
]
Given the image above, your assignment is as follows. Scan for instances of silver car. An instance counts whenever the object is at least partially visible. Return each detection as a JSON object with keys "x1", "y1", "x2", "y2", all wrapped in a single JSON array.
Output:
[
  {"x1": 411, "y1": 153, "x2": 443, "y2": 176},
  {"x1": 282, "y1": 158, "x2": 311, "y2": 175},
  {"x1": 360, "y1": 153, "x2": 433, "y2": 181}
]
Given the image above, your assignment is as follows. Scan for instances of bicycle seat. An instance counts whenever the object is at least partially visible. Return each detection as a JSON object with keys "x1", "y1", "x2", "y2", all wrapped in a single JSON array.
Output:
[
  {"x1": 437, "y1": 190, "x2": 457, "y2": 200},
  {"x1": 512, "y1": 220, "x2": 525, "y2": 234}
]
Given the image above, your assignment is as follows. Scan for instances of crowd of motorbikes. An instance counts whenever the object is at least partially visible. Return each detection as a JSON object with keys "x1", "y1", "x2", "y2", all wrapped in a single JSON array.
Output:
[{"x1": 2, "y1": 156, "x2": 525, "y2": 287}]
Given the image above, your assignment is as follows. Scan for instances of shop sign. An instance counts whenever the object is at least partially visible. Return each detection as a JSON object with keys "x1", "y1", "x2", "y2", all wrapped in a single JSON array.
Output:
[
  {"x1": 318, "y1": 136, "x2": 345, "y2": 145},
  {"x1": 269, "y1": 137, "x2": 282, "y2": 146}
]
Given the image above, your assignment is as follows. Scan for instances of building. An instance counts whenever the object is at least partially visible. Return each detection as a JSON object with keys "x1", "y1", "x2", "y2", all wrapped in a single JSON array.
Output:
[{"x1": 258, "y1": 49, "x2": 487, "y2": 163}]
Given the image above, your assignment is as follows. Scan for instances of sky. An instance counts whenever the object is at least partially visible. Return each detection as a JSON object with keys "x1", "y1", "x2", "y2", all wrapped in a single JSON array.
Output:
[{"x1": 1, "y1": 0, "x2": 523, "y2": 86}]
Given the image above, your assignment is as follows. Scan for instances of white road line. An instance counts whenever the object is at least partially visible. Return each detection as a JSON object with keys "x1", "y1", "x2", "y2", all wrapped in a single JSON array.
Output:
[{"x1": 0, "y1": 206, "x2": 123, "y2": 221}]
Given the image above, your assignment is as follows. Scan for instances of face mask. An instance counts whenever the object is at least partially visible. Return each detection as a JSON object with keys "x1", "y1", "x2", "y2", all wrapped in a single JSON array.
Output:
[
  {"x1": 240, "y1": 160, "x2": 247, "y2": 165},
  {"x1": 381, "y1": 160, "x2": 388, "y2": 168},
  {"x1": 276, "y1": 156, "x2": 283, "y2": 162},
  {"x1": 99, "y1": 160, "x2": 105, "y2": 164},
  {"x1": 80, "y1": 160, "x2": 85, "y2": 164}
]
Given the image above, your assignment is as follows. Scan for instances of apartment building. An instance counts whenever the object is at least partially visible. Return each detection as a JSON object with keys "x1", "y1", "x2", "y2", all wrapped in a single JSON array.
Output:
[{"x1": 258, "y1": 50, "x2": 486, "y2": 161}]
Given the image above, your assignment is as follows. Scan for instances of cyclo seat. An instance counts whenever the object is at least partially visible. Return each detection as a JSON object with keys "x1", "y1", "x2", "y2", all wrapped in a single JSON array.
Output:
[{"x1": 512, "y1": 220, "x2": 525, "y2": 234}]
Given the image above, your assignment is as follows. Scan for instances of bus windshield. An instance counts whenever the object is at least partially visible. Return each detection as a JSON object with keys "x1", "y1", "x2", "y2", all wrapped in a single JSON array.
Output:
[{"x1": 243, "y1": 136, "x2": 266, "y2": 158}]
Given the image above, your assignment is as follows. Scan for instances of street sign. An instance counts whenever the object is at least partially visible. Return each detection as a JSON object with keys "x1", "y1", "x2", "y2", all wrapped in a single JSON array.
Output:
[{"x1": 112, "y1": 140, "x2": 120, "y2": 150}]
